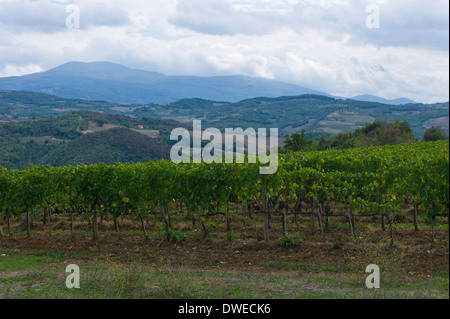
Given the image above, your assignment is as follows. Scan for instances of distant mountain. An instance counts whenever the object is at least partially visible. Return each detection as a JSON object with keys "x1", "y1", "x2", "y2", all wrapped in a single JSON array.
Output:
[
  {"x1": 1, "y1": 61, "x2": 418, "y2": 106},
  {"x1": 350, "y1": 95, "x2": 416, "y2": 105},
  {"x1": 0, "y1": 61, "x2": 332, "y2": 104}
]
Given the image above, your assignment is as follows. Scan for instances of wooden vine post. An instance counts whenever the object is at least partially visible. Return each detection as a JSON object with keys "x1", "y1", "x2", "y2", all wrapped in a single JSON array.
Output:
[
  {"x1": 139, "y1": 215, "x2": 148, "y2": 240},
  {"x1": 7, "y1": 217, "x2": 12, "y2": 236},
  {"x1": 92, "y1": 212, "x2": 98, "y2": 242},
  {"x1": 317, "y1": 205, "x2": 324, "y2": 237},
  {"x1": 251, "y1": 202, "x2": 260, "y2": 240},
  {"x1": 225, "y1": 201, "x2": 232, "y2": 241},
  {"x1": 70, "y1": 212, "x2": 75, "y2": 236},
  {"x1": 262, "y1": 178, "x2": 269, "y2": 242},
  {"x1": 413, "y1": 200, "x2": 419, "y2": 232},
  {"x1": 387, "y1": 214, "x2": 395, "y2": 248},
  {"x1": 281, "y1": 207, "x2": 287, "y2": 236},
  {"x1": 26, "y1": 210, "x2": 31, "y2": 238}
]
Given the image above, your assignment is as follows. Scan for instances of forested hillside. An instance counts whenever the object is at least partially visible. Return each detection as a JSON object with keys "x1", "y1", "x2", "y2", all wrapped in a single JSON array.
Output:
[{"x1": 0, "y1": 111, "x2": 186, "y2": 169}]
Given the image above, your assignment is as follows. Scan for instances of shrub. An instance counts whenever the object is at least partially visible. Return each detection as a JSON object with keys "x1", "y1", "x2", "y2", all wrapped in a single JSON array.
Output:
[
  {"x1": 276, "y1": 233, "x2": 304, "y2": 248},
  {"x1": 332, "y1": 234, "x2": 347, "y2": 250},
  {"x1": 166, "y1": 229, "x2": 186, "y2": 243}
]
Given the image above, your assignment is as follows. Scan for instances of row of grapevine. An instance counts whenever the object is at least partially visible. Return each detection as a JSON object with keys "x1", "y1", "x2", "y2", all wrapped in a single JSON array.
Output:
[{"x1": 0, "y1": 141, "x2": 448, "y2": 243}]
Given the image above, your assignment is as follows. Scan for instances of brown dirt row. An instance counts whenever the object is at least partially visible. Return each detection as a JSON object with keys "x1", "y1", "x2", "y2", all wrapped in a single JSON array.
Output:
[{"x1": 0, "y1": 225, "x2": 448, "y2": 274}]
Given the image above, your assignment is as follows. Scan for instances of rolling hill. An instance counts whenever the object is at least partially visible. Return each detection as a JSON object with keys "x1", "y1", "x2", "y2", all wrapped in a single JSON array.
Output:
[
  {"x1": 0, "y1": 90, "x2": 448, "y2": 139},
  {"x1": 0, "y1": 111, "x2": 187, "y2": 170},
  {"x1": 0, "y1": 97, "x2": 447, "y2": 169},
  {"x1": 131, "y1": 96, "x2": 449, "y2": 138}
]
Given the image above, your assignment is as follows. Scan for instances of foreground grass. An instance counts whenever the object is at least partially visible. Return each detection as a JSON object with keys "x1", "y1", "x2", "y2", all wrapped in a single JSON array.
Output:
[{"x1": 0, "y1": 249, "x2": 448, "y2": 299}]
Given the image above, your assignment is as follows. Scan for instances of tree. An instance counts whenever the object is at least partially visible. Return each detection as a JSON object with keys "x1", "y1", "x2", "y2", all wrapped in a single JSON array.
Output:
[
  {"x1": 374, "y1": 120, "x2": 416, "y2": 146},
  {"x1": 317, "y1": 135, "x2": 328, "y2": 151},
  {"x1": 423, "y1": 127, "x2": 448, "y2": 142},
  {"x1": 284, "y1": 129, "x2": 312, "y2": 152}
]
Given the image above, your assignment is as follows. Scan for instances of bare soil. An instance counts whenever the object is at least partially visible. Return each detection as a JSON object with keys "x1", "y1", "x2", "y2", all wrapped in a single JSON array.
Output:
[{"x1": 0, "y1": 222, "x2": 448, "y2": 274}]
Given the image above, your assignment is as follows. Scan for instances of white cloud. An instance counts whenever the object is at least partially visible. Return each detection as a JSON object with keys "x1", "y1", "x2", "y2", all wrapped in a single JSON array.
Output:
[
  {"x1": 0, "y1": 0, "x2": 448, "y2": 103},
  {"x1": 0, "y1": 64, "x2": 43, "y2": 77}
]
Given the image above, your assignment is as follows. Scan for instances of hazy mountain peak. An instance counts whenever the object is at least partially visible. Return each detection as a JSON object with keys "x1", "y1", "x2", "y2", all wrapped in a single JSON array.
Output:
[
  {"x1": 45, "y1": 61, "x2": 165, "y2": 82},
  {"x1": 0, "y1": 61, "x2": 415, "y2": 105},
  {"x1": 350, "y1": 94, "x2": 416, "y2": 105},
  {"x1": 48, "y1": 61, "x2": 128, "y2": 71}
]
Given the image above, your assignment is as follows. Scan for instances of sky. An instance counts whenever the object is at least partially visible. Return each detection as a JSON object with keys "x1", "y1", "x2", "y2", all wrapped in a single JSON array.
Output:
[{"x1": 0, "y1": 0, "x2": 448, "y2": 103}]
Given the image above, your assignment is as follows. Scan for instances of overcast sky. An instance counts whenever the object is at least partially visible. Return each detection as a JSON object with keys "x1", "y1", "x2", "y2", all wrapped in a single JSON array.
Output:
[{"x1": 0, "y1": 0, "x2": 448, "y2": 103}]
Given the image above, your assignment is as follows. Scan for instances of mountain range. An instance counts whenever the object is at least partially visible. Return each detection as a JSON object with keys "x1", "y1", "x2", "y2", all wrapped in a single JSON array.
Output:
[{"x1": 0, "y1": 61, "x2": 416, "y2": 105}]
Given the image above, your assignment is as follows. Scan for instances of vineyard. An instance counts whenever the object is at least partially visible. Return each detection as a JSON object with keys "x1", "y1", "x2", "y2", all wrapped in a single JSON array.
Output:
[{"x1": 0, "y1": 140, "x2": 448, "y2": 246}]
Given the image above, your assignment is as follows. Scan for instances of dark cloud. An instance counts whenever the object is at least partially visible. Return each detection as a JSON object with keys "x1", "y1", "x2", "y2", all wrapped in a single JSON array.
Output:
[
  {"x1": 168, "y1": 0, "x2": 284, "y2": 35},
  {"x1": 168, "y1": 0, "x2": 449, "y2": 51},
  {"x1": 349, "y1": 0, "x2": 449, "y2": 51}
]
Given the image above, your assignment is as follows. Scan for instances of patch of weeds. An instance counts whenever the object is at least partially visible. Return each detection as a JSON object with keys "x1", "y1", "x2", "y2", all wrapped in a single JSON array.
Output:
[
  {"x1": 186, "y1": 230, "x2": 203, "y2": 240},
  {"x1": 149, "y1": 229, "x2": 188, "y2": 243},
  {"x1": 80, "y1": 260, "x2": 150, "y2": 298},
  {"x1": 153, "y1": 269, "x2": 202, "y2": 299},
  {"x1": 302, "y1": 276, "x2": 361, "y2": 288},
  {"x1": 166, "y1": 229, "x2": 187, "y2": 243},
  {"x1": 296, "y1": 291, "x2": 320, "y2": 299},
  {"x1": 433, "y1": 270, "x2": 449, "y2": 278},
  {"x1": 344, "y1": 243, "x2": 407, "y2": 288},
  {"x1": 217, "y1": 284, "x2": 256, "y2": 299},
  {"x1": 393, "y1": 212, "x2": 407, "y2": 224},
  {"x1": 0, "y1": 256, "x2": 51, "y2": 272},
  {"x1": 265, "y1": 262, "x2": 347, "y2": 273},
  {"x1": 325, "y1": 219, "x2": 348, "y2": 229},
  {"x1": 0, "y1": 248, "x2": 82, "y2": 261},
  {"x1": 15, "y1": 281, "x2": 61, "y2": 298},
  {"x1": 226, "y1": 231, "x2": 234, "y2": 242},
  {"x1": 243, "y1": 219, "x2": 253, "y2": 227},
  {"x1": 332, "y1": 234, "x2": 347, "y2": 250},
  {"x1": 276, "y1": 233, "x2": 304, "y2": 248}
]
